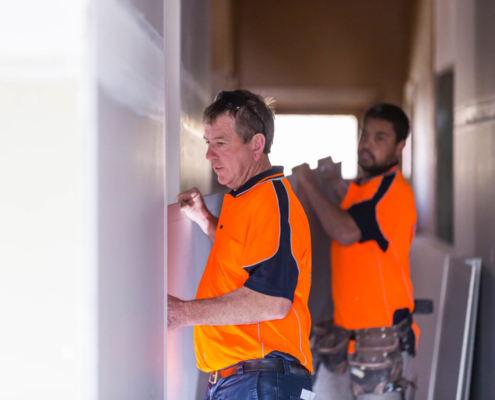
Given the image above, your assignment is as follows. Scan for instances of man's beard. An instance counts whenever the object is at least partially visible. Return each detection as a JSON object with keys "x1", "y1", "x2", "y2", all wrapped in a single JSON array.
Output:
[
  {"x1": 358, "y1": 151, "x2": 398, "y2": 177},
  {"x1": 359, "y1": 162, "x2": 397, "y2": 177}
]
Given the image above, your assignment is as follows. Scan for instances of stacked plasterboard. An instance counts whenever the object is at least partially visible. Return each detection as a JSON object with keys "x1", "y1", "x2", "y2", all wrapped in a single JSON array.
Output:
[{"x1": 409, "y1": 237, "x2": 480, "y2": 400}]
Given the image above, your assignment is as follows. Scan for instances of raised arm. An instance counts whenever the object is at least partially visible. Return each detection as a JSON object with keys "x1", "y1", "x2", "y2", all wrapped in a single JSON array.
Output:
[
  {"x1": 294, "y1": 163, "x2": 361, "y2": 246},
  {"x1": 177, "y1": 187, "x2": 218, "y2": 242}
]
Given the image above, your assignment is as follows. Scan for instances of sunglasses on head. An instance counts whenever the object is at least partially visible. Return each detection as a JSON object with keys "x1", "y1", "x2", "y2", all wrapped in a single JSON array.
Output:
[{"x1": 215, "y1": 90, "x2": 266, "y2": 136}]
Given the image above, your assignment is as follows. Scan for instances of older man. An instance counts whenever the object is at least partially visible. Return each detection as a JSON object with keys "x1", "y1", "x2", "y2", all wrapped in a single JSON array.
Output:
[{"x1": 168, "y1": 90, "x2": 314, "y2": 400}]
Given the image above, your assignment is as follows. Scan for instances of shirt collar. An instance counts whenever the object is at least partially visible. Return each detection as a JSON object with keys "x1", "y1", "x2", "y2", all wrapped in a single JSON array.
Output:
[
  {"x1": 229, "y1": 166, "x2": 285, "y2": 198},
  {"x1": 355, "y1": 162, "x2": 399, "y2": 185}
]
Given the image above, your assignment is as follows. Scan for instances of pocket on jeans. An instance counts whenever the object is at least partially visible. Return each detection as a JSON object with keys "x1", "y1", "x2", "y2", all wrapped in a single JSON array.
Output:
[{"x1": 290, "y1": 396, "x2": 303, "y2": 400}]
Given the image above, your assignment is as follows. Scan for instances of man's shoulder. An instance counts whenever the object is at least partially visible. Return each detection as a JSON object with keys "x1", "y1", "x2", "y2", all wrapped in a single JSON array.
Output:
[
  {"x1": 377, "y1": 171, "x2": 416, "y2": 220},
  {"x1": 387, "y1": 171, "x2": 415, "y2": 202},
  {"x1": 243, "y1": 178, "x2": 307, "y2": 219},
  {"x1": 237, "y1": 178, "x2": 282, "y2": 215},
  {"x1": 244, "y1": 177, "x2": 288, "y2": 200}
]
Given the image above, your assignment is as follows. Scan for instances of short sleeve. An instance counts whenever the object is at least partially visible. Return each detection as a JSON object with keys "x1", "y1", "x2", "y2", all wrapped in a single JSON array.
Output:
[
  {"x1": 347, "y1": 174, "x2": 397, "y2": 252},
  {"x1": 243, "y1": 181, "x2": 299, "y2": 302},
  {"x1": 348, "y1": 201, "x2": 389, "y2": 251}
]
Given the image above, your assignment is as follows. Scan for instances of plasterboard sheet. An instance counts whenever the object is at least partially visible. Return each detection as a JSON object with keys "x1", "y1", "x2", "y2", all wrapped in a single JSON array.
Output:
[
  {"x1": 167, "y1": 193, "x2": 224, "y2": 400},
  {"x1": 286, "y1": 166, "x2": 341, "y2": 328},
  {"x1": 286, "y1": 175, "x2": 333, "y2": 327},
  {"x1": 409, "y1": 237, "x2": 480, "y2": 400},
  {"x1": 409, "y1": 236, "x2": 451, "y2": 400},
  {"x1": 432, "y1": 257, "x2": 481, "y2": 400}
]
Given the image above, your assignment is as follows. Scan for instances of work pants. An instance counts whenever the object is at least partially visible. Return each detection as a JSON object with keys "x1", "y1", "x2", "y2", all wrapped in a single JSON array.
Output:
[{"x1": 203, "y1": 367, "x2": 312, "y2": 400}]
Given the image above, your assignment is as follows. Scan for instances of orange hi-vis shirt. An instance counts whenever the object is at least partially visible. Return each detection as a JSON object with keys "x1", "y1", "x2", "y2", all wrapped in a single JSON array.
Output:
[
  {"x1": 332, "y1": 165, "x2": 417, "y2": 331},
  {"x1": 194, "y1": 167, "x2": 313, "y2": 373}
]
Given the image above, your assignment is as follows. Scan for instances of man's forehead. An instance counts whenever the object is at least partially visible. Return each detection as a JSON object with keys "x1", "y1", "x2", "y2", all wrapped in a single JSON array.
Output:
[
  {"x1": 363, "y1": 118, "x2": 395, "y2": 135},
  {"x1": 204, "y1": 115, "x2": 237, "y2": 140}
]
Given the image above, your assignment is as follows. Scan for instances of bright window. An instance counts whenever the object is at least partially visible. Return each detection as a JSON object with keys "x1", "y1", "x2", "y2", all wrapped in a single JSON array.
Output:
[{"x1": 270, "y1": 115, "x2": 358, "y2": 179}]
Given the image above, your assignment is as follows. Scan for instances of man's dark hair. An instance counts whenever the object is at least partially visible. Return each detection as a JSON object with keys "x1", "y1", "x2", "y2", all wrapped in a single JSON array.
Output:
[
  {"x1": 203, "y1": 89, "x2": 275, "y2": 154},
  {"x1": 363, "y1": 103, "x2": 410, "y2": 143}
]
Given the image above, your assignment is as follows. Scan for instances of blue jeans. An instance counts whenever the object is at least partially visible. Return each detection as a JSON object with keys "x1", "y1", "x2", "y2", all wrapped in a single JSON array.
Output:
[{"x1": 203, "y1": 356, "x2": 312, "y2": 400}]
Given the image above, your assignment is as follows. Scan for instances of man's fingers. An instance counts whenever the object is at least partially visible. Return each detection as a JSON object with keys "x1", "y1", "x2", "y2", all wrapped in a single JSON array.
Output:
[
  {"x1": 177, "y1": 192, "x2": 192, "y2": 203},
  {"x1": 176, "y1": 187, "x2": 201, "y2": 204}
]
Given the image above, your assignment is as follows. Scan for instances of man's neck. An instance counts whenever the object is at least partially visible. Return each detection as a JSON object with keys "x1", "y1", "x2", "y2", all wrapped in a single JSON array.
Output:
[{"x1": 232, "y1": 156, "x2": 272, "y2": 191}]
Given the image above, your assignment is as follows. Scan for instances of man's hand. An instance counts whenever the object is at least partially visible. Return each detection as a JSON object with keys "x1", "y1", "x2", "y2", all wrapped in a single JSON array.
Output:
[
  {"x1": 177, "y1": 187, "x2": 208, "y2": 225},
  {"x1": 318, "y1": 156, "x2": 342, "y2": 183},
  {"x1": 318, "y1": 156, "x2": 349, "y2": 203},
  {"x1": 293, "y1": 163, "x2": 315, "y2": 187},
  {"x1": 176, "y1": 187, "x2": 219, "y2": 242},
  {"x1": 167, "y1": 294, "x2": 188, "y2": 331}
]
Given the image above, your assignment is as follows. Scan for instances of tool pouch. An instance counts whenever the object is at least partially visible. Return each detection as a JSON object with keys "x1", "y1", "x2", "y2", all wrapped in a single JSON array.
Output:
[
  {"x1": 315, "y1": 321, "x2": 351, "y2": 374},
  {"x1": 349, "y1": 318, "x2": 415, "y2": 396}
]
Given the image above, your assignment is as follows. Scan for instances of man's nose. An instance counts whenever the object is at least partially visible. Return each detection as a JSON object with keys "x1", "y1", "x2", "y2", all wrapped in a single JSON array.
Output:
[
  {"x1": 206, "y1": 145, "x2": 217, "y2": 161},
  {"x1": 359, "y1": 136, "x2": 371, "y2": 149}
]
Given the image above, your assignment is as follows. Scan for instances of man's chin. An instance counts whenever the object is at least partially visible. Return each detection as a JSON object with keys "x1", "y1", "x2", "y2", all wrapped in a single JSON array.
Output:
[
  {"x1": 358, "y1": 160, "x2": 374, "y2": 171},
  {"x1": 215, "y1": 172, "x2": 230, "y2": 187},
  {"x1": 359, "y1": 161, "x2": 395, "y2": 176}
]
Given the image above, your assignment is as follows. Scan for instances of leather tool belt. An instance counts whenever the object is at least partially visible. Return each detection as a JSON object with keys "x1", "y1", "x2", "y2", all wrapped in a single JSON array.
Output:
[
  {"x1": 208, "y1": 358, "x2": 311, "y2": 385},
  {"x1": 349, "y1": 317, "x2": 413, "y2": 396},
  {"x1": 315, "y1": 322, "x2": 351, "y2": 374},
  {"x1": 313, "y1": 316, "x2": 415, "y2": 396}
]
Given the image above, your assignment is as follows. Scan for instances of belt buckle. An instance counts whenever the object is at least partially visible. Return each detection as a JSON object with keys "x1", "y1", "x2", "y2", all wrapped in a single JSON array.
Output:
[{"x1": 209, "y1": 370, "x2": 219, "y2": 385}]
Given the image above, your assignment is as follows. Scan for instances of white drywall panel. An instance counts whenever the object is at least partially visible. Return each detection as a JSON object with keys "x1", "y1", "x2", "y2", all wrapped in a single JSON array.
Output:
[
  {"x1": 0, "y1": 0, "x2": 166, "y2": 398},
  {"x1": 409, "y1": 236, "x2": 480, "y2": 400},
  {"x1": 97, "y1": 90, "x2": 165, "y2": 400},
  {"x1": 179, "y1": 0, "x2": 213, "y2": 196},
  {"x1": 166, "y1": 0, "x2": 214, "y2": 205},
  {"x1": 0, "y1": 1, "x2": 87, "y2": 398},
  {"x1": 167, "y1": 193, "x2": 224, "y2": 400},
  {"x1": 165, "y1": 0, "x2": 181, "y2": 205},
  {"x1": 432, "y1": 257, "x2": 480, "y2": 400},
  {"x1": 94, "y1": 0, "x2": 165, "y2": 399},
  {"x1": 409, "y1": 236, "x2": 452, "y2": 400}
]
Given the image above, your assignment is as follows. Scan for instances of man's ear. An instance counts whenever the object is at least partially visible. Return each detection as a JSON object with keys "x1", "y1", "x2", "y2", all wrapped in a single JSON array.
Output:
[
  {"x1": 252, "y1": 133, "x2": 266, "y2": 161},
  {"x1": 395, "y1": 139, "x2": 406, "y2": 157}
]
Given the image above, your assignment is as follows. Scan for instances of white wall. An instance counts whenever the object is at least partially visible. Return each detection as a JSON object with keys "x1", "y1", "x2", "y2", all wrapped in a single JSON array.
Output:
[
  {"x1": 0, "y1": 1, "x2": 87, "y2": 398},
  {"x1": 453, "y1": 0, "x2": 495, "y2": 397},
  {"x1": 167, "y1": 194, "x2": 224, "y2": 400},
  {"x1": 404, "y1": 0, "x2": 437, "y2": 236},
  {"x1": 165, "y1": 0, "x2": 215, "y2": 205},
  {"x1": 407, "y1": 0, "x2": 495, "y2": 396},
  {"x1": 434, "y1": 0, "x2": 455, "y2": 73},
  {"x1": 94, "y1": 1, "x2": 165, "y2": 398},
  {"x1": 179, "y1": 0, "x2": 213, "y2": 196},
  {"x1": 0, "y1": 0, "x2": 166, "y2": 398},
  {"x1": 165, "y1": 0, "x2": 182, "y2": 205}
]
